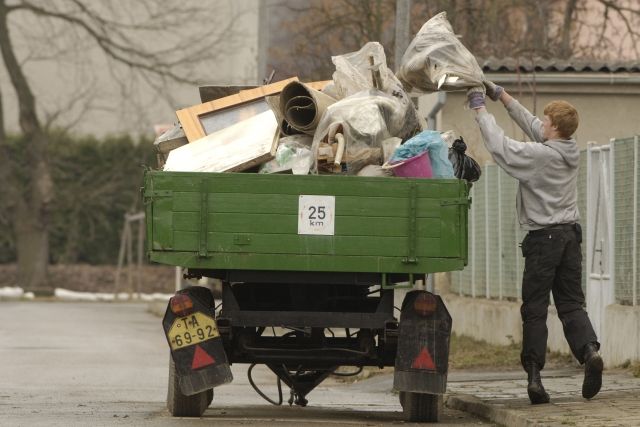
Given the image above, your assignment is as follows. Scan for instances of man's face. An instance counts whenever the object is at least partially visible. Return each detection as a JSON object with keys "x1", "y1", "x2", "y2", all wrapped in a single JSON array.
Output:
[{"x1": 542, "y1": 115, "x2": 558, "y2": 141}]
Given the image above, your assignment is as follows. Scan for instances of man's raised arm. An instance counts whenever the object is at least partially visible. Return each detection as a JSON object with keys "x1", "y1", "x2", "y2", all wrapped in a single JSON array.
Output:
[{"x1": 485, "y1": 81, "x2": 545, "y2": 143}]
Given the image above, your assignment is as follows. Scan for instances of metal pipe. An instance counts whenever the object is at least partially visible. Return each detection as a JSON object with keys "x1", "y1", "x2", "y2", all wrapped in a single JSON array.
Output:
[
  {"x1": 485, "y1": 168, "x2": 490, "y2": 299},
  {"x1": 281, "y1": 81, "x2": 336, "y2": 135},
  {"x1": 497, "y1": 168, "x2": 503, "y2": 300},
  {"x1": 515, "y1": 187, "x2": 521, "y2": 301},
  {"x1": 394, "y1": 0, "x2": 411, "y2": 71},
  {"x1": 586, "y1": 142, "x2": 594, "y2": 286},
  {"x1": 470, "y1": 184, "x2": 476, "y2": 298},
  {"x1": 634, "y1": 136, "x2": 639, "y2": 306},
  {"x1": 609, "y1": 139, "x2": 616, "y2": 305},
  {"x1": 427, "y1": 91, "x2": 447, "y2": 130},
  {"x1": 175, "y1": 267, "x2": 181, "y2": 292}
]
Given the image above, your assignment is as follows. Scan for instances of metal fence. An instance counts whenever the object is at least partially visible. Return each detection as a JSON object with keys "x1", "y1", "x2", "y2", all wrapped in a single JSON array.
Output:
[
  {"x1": 452, "y1": 165, "x2": 528, "y2": 301},
  {"x1": 452, "y1": 136, "x2": 640, "y2": 306},
  {"x1": 612, "y1": 136, "x2": 640, "y2": 306}
]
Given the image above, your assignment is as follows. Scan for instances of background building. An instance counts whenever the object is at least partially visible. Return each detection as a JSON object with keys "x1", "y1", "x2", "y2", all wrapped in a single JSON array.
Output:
[
  {"x1": 0, "y1": 1, "x2": 263, "y2": 137},
  {"x1": 438, "y1": 59, "x2": 640, "y2": 163}
]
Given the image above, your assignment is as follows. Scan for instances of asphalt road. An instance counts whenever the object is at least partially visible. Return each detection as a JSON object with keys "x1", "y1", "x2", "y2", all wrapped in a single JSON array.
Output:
[{"x1": 0, "y1": 301, "x2": 493, "y2": 426}]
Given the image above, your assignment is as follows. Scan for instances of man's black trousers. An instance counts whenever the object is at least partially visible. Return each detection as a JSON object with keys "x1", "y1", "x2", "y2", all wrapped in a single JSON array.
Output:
[{"x1": 520, "y1": 224, "x2": 598, "y2": 370}]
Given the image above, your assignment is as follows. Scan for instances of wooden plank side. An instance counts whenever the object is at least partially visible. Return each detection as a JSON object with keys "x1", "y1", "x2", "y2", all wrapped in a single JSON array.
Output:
[
  {"x1": 439, "y1": 204, "x2": 461, "y2": 257},
  {"x1": 172, "y1": 211, "x2": 442, "y2": 238},
  {"x1": 150, "y1": 251, "x2": 465, "y2": 274},
  {"x1": 144, "y1": 173, "x2": 155, "y2": 253},
  {"x1": 171, "y1": 231, "x2": 446, "y2": 258},
  {"x1": 146, "y1": 171, "x2": 470, "y2": 272},
  {"x1": 170, "y1": 192, "x2": 443, "y2": 218},
  {"x1": 151, "y1": 197, "x2": 174, "y2": 250},
  {"x1": 149, "y1": 171, "x2": 463, "y2": 199},
  {"x1": 201, "y1": 175, "x2": 464, "y2": 199}
]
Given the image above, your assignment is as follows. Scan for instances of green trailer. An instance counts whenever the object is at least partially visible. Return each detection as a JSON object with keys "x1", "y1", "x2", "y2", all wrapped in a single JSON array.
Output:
[{"x1": 146, "y1": 170, "x2": 470, "y2": 422}]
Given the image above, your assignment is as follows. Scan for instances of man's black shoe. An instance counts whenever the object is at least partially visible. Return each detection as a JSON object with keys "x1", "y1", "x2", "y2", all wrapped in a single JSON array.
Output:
[
  {"x1": 526, "y1": 363, "x2": 550, "y2": 404},
  {"x1": 582, "y1": 343, "x2": 603, "y2": 399}
]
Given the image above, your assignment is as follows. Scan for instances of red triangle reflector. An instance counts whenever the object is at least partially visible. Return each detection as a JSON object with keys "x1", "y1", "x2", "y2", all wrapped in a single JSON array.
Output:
[
  {"x1": 191, "y1": 344, "x2": 215, "y2": 370},
  {"x1": 411, "y1": 347, "x2": 436, "y2": 370}
]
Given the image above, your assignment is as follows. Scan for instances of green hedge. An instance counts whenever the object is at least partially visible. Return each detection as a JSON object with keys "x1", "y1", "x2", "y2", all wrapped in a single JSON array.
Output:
[{"x1": 0, "y1": 132, "x2": 155, "y2": 264}]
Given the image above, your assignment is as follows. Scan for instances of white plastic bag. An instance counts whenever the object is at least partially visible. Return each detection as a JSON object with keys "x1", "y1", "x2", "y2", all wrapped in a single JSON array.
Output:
[
  {"x1": 332, "y1": 42, "x2": 420, "y2": 140},
  {"x1": 332, "y1": 42, "x2": 398, "y2": 98},
  {"x1": 397, "y1": 12, "x2": 484, "y2": 93},
  {"x1": 259, "y1": 135, "x2": 313, "y2": 175},
  {"x1": 311, "y1": 90, "x2": 412, "y2": 174}
]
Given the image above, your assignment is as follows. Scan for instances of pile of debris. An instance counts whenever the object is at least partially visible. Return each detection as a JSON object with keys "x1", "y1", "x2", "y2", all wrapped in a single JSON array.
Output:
[{"x1": 155, "y1": 12, "x2": 481, "y2": 181}]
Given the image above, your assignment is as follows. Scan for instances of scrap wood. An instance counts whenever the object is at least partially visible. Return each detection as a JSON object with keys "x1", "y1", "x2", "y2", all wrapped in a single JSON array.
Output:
[
  {"x1": 177, "y1": 77, "x2": 299, "y2": 142},
  {"x1": 177, "y1": 79, "x2": 332, "y2": 143},
  {"x1": 317, "y1": 146, "x2": 382, "y2": 169},
  {"x1": 164, "y1": 110, "x2": 279, "y2": 173}
]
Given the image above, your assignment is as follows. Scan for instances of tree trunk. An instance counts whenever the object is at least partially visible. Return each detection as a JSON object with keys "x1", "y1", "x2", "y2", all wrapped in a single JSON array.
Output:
[
  {"x1": 15, "y1": 199, "x2": 50, "y2": 294},
  {"x1": 0, "y1": 1, "x2": 53, "y2": 295},
  {"x1": 559, "y1": 0, "x2": 578, "y2": 58}
]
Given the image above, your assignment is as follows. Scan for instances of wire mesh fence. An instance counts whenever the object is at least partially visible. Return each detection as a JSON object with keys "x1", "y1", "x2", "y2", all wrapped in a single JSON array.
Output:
[
  {"x1": 612, "y1": 137, "x2": 639, "y2": 306},
  {"x1": 452, "y1": 164, "x2": 526, "y2": 301},
  {"x1": 449, "y1": 142, "x2": 640, "y2": 304}
]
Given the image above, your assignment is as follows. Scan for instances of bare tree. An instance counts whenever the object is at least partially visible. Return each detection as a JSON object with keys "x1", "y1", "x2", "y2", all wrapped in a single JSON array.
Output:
[
  {"x1": 572, "y1": 0, "x2": 640, "y2": 60},
  {"x1": 0, "y1": 0, "x2": 244, "y2": 294},
  {"x1": 267, "y1": 0, "x2": 640, "y2": 81},
  {"x1": 268, "y1": 0, "x2": 397, "y2": 80}
]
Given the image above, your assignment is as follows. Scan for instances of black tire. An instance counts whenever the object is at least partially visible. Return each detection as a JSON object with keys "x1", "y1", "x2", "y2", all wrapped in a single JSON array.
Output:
[
  {"x1": 399, "y1": 391, "x2": 440, "y2": 423},
  {"x1": 167, "y1": 357, "x2": 213, "y2": 417}
]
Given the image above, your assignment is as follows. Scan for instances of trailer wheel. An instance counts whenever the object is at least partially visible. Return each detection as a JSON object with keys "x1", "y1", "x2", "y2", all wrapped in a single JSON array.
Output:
[
  {"x1": 167, "y1": 357, "x2": 213, "y2": 417},
  {"x1": 399, "y1": 391, "x2": 440, "y2": 422}
]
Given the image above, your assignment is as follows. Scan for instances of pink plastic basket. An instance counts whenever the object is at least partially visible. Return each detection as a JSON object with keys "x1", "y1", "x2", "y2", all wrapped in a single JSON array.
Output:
[{"x1": 391, "y1": 151, "x2": 433, "y2": 178}]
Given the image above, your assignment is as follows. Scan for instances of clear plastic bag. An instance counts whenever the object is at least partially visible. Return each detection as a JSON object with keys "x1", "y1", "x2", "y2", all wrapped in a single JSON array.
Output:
[
  {"x1": 311, "y1": 90, "x2": 410, "y2": 175},
  {"x1": 332, "y1": 42, "x2": 420, "y2": 140},
  {"x1": 332, "y1": 42, "x2": 395, "y2": 97},
  {"x1": 397, "y1": 12, "x2": 484, "y2": 93},
  {"x1": 389, "y1": 130, "x2": 455, "y2": 178},
  {"x1": 259, "y1": 135, "x2": 313, "y2": 175},
  {"x1": 448, "y1": 136, "x2": 481, "y2": 182}
]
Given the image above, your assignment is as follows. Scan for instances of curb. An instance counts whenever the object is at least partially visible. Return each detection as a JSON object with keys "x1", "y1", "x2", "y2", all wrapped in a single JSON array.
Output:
[
  {"x1": 445, "y1": 394, "x2": 544, "y2": 427},
  {"x1": 147, "y1": 300, "x2": 166, "y2": 317}
]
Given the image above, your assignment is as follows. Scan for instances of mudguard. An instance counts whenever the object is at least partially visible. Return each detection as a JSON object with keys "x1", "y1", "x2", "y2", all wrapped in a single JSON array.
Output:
[
  {"x1": 162, "y1": 286, "x2": 233, "y2": 395},
  {"x1": 393, "y1": 290, "x2": 452, "y2": 394}
]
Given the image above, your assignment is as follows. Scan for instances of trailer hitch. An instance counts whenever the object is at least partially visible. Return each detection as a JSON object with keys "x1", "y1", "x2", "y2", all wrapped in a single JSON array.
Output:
[{"x1": 266, "y1": 364, "x2": 336, "y2": 407}]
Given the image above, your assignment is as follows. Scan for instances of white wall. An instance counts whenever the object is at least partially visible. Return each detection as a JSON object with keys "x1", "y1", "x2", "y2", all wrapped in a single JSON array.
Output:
[
  {"x1": 602, "y1": 304, "x2": 640, "y2": 367},
  {"x1": 443, "y1": 293, "x2": 640, "y2": 368}
]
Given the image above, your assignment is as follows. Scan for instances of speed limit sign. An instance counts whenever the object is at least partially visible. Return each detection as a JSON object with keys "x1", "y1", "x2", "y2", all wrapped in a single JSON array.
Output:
[{"x1": 298, "y1": 195, "x2": 335, "y2": 235}]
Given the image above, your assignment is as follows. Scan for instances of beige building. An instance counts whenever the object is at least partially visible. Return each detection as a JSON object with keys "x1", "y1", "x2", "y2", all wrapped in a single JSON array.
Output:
[
  {"x1": 0, "y1": 1, "x2": 264, "y2": 137},
  {"x1": 429, "y1": 59, "x2": 640, "y2": 166}
]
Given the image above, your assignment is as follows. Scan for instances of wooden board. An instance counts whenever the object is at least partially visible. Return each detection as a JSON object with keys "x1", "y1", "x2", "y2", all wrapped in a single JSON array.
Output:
[
  {"x1": 163, "y1": 111, "x2": 279, "y2": 173},
  {"x1": 176, "y1": 78, "x2": 331, "y2": 142}
]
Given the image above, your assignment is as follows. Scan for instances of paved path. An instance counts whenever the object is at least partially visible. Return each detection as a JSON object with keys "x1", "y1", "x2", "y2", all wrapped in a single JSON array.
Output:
[
  {"x1": 446, "y1": 368, "x2": 640, "y2": 426},
  {"x1": 0, "y1": 301, "x2": 490, "y2": 426},
  {"x1": 6, "y1": 300, "x2": 636, "y2": 426}
]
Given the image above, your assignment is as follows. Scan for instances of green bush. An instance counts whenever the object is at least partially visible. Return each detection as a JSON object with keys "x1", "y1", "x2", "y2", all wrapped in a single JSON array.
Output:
[{"x1": 0, "y1": 131, "x2": 155, "y2": 264}]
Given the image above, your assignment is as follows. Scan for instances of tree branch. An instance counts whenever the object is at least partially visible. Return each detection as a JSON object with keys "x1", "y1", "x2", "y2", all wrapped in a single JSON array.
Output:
[
  {"x1": 0, "y1": 1, "x2": 39, "y2": 134},
  {"x1": 12, "y1": 1, "x2": 200, "y2": 85}
]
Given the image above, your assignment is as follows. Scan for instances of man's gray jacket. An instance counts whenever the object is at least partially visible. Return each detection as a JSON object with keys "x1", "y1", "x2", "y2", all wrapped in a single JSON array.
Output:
[{"x1": 475, "y1": 99, "x2": 580, "y2": 230}]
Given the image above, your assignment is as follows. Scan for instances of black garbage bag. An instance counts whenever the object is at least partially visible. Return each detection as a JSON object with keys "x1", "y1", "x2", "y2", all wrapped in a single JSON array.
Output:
[{"x1": 448, "y1": 136, "x2": 481, "y2": 182}]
